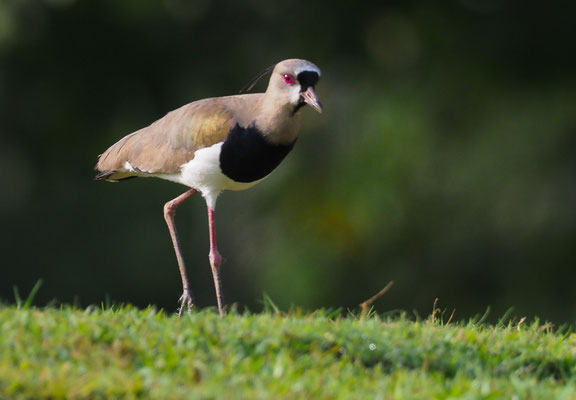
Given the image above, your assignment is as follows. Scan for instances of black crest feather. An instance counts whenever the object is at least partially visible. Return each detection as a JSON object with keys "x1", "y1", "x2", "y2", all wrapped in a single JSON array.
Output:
[{"x1": 239, "y1": 64, "x2": 275, "y2": 93}]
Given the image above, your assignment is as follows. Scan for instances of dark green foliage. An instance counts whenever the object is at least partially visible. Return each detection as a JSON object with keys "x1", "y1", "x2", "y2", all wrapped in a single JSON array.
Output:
[{"x1": 0, "y1": 1, "x2": 575, "y2": 323}]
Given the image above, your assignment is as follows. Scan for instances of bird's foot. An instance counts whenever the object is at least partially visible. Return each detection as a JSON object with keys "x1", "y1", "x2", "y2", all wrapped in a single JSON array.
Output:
[{"x1": 177, "y1": 289, "x2": 195, "y2": 317}]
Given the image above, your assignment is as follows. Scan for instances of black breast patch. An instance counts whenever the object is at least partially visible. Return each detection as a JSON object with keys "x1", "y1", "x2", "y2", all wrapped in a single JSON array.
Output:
[{"x1": 219, "y1": 124, "x2": 296, "y2": 183}]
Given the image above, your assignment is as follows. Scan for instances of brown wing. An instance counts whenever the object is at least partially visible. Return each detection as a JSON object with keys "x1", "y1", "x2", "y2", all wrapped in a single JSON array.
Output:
[{"x1": 95, "y1": 98, "x2": 235, "y2": 180}]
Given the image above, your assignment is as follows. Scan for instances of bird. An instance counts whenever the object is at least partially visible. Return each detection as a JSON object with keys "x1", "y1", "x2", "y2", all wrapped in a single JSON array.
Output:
[{"x1": 95, "y1": 59, "x2": 322, "y2": 316}]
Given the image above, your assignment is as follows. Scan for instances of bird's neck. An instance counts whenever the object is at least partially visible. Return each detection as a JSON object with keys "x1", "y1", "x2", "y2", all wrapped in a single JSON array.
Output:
[{"x1": 253, "y1": 92, "x2": 302, "y2": 145}]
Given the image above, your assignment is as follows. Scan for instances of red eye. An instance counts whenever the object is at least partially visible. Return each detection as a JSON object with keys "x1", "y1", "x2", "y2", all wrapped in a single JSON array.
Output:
[{"x1": 283, "y1": 74, "x2": 295, "y2": 85}]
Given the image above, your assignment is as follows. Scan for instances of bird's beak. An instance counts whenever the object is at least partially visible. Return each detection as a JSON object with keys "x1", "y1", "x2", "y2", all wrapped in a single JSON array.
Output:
[{"x1": 301, "y1": 87, "x2": 323, "y2": 113}]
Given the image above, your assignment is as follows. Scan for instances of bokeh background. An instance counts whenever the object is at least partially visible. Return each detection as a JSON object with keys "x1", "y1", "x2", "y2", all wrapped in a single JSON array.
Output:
[{"x1": 1, "y1": 0, "x2": 575, "y2": 323}]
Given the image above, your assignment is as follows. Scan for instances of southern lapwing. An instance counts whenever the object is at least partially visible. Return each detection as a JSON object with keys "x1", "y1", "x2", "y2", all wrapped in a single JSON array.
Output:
[{"x1": 95, "y1": 59, "x2": 322, "y2": 316}]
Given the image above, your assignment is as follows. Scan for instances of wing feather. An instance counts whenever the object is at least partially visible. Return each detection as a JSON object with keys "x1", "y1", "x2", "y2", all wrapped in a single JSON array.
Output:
[{"x1": 96, "y1": 98, "x2": 235, "y2": 179}]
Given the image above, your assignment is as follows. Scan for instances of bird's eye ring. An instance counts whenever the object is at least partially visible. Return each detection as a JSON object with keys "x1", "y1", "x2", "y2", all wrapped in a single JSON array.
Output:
[{"x1": 283, "y1": 74, "x2": 295, "y2": 85}]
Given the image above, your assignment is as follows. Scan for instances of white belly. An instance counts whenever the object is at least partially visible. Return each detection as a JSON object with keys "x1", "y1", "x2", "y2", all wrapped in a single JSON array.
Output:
[{"x1": 159, "y1": 142, "x2": 264, "y2": 209}]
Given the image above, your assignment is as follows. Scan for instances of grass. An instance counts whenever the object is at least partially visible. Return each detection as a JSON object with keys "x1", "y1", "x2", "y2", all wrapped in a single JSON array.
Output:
[{"x1": 1, "y1": 301, "x2": 576, "y2": 400}]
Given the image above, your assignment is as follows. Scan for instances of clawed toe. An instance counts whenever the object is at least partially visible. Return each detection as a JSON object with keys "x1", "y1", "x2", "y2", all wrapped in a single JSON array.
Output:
[{"x1": 177, "y1": 290, "x2": 195, "y2": 317}]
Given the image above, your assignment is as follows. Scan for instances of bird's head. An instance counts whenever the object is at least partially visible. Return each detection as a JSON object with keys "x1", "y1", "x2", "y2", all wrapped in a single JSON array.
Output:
[{"x1": 268, "y1": 59, "x2": 322, "y2": 114}]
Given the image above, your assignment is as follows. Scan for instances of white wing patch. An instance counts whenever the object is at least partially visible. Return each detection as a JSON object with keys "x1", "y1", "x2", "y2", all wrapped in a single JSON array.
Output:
[{"x1": 123, "y1": 161, "x2": 151, "y2": 174}]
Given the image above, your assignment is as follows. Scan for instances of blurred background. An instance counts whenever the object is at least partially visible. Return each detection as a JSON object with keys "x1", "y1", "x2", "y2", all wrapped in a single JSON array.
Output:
[{"x1": 1, "y1": 0, "x2": 575, "y2": 323}]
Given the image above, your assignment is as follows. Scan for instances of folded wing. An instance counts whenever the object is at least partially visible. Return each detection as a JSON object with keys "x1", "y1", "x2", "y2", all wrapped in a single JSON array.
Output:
[{"x1": 95, "y1": 99, "x2": 234, "y2": 181}]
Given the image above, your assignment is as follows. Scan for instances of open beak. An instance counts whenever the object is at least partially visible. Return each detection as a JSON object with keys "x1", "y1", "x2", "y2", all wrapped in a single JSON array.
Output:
[{"x1": 301, "y1": 87, "x2": 323, "y2": 113}]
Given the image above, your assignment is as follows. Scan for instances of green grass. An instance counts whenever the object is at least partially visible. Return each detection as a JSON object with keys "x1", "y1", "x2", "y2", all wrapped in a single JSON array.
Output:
[{"x1": 1, "y1": 304, "x2": 575, "y2": 399}]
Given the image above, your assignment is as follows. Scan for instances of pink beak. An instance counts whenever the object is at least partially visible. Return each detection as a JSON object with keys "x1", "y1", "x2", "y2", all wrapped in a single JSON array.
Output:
[{"x1": 301, "y1": 87, "x2": 323, "y2": 113}]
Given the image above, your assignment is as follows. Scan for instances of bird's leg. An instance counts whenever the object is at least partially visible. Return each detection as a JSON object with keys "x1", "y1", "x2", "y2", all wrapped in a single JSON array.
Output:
[
  {"x1": 163, "y1": 188, "x2": 197, "y2": 317},
  {"x1": 207, "y1": 205, "x2": 224, "y2": 316}
]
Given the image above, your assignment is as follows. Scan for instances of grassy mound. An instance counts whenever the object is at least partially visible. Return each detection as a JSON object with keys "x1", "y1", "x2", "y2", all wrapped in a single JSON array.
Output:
[{"x1": 0, "y1": 305, "x2": 574, "y2": 399}]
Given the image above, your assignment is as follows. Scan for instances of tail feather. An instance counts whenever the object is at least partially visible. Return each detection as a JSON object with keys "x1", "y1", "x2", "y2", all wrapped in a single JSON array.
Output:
[{"x1": 94, "y1": 170, "x2": 138, "y2": 182}]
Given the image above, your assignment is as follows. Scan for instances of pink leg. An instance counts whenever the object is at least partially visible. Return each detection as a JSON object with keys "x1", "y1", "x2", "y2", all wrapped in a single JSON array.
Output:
[
  {"x1": 207, "y1": 205, "x2": 225, "y2": 316},
  {"x1": 163, "y1": 188, "x2": 197, "y2": 316}
]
